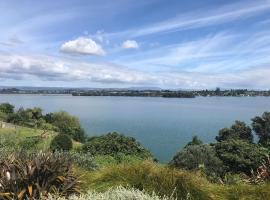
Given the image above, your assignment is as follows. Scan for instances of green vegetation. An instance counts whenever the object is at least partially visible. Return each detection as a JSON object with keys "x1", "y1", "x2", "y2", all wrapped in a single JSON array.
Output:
[
  {"x1": 82, "y1": 132, "x2": 153, "y2": 159},
  {"x1": 0, "y1": 103, "x2": 87, "y2": 142},
  {"x1": 215, "y1": 120, "x2": 253, "y2": 143},
  {"x1": 0, "y1": 151, "x2": 80, "y2": 199},
  {"x1": 50, "y1": 133, "x2": 73, "y2": 151},
  {"x1": 1, "y1": 102, "x2": 270, "y2": 199},
  {"x1": 215, "y1": 139, "x2": 268, "y2": 174},
  {"x1": 170, "y1": 144, "x2": 224, "y2": 177},
  {"x1": 252, "y1": 112, "x2": 270, "y2": 148}
]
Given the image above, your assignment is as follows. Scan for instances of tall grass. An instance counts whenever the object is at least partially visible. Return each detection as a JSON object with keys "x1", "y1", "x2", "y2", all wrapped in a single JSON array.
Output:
[{"x1": 77, "y1": 161, "x2": 212, "y2": 200}]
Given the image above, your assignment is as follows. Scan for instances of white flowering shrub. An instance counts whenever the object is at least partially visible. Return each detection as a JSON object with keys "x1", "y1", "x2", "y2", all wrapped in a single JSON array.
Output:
[{"x1": 47, "y1": 186, "x2": 176, "y2": 200}]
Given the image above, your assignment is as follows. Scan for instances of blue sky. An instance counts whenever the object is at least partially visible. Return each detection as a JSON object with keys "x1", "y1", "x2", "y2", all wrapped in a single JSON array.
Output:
[{"x1": 0, "y1": 0, "x2": 270, "y2": 89}]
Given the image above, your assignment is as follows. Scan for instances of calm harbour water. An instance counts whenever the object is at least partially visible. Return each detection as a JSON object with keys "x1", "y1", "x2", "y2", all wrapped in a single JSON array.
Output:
[{"x1": 0, "y1": 94, "x2": 270, "y2": 162}]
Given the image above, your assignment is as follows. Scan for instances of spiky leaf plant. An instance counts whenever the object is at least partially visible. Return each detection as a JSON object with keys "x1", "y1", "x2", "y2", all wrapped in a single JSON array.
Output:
[{"x1": 0, "y1": 151, "x2": 80, "y2": 200}]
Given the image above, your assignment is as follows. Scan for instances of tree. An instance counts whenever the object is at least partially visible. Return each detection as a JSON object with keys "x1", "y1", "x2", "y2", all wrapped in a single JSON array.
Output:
[
  {"x1": 215, "y1": 139, "x2": 268, "y2": 174},
  {"x1": 50, "y1": 134, "x2": 73, "y2": 151},
  {"x1": 252, "y1": 112, "x2": 270, "y2": 147},
  {"x1": 46, "y1": 111, "x2": 86, "y2": 142},
  {"x1": 170, "y1": 144, "x2": 224, "y2": 176},
  {"x1": 82, "y1": 132, "x2": 153, "y2": 159},
  {"x1": 185, "y1": 136, "x2": 203, "y2": 147},
  {"x1": 216, "y1": 121, "x2": 253, "y2": 143},
  {"x1": 0, "y1": 103, "x2": 14, "y2": 114}
]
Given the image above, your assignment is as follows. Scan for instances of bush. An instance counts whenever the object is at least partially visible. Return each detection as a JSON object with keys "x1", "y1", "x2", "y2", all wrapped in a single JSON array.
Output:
[
  {"x1": 170, "y1": 144, "x2": 224, "y2": 177},
  {"x1": 81, "y1": 132, "x2": 153, "y2": 159},
  {"x1": 0, "y1": 151, "x2": 80, "y2": 199},
  {"x1": 0, "y1": 103, "x2": 14, "y2": 114},
  {"x1": 51, "y1": 134, "x2": 73, "y2": 151},
  {"x1": 70, "y1": 152, "x2": 98, "y2": 170},
  {"x1": 215, "y1": 139, "x2": 269, "y2": 174},
  {"x1": 45, "y1": 111, "x2": 86, "y2": 143},
  {"x1": 216, "y1": 121, "x2": 253, "y2": 143},
  {"x1": 252, "y1": 112, "x2": 270, "y2": 147},
  {"x1": 48, "y1": 186, "x2": 175, "y2": 200}
]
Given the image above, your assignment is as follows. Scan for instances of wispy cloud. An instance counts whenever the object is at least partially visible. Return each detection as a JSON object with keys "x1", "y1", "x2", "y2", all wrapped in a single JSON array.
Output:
[{"x1": 105, "y1": 0, "x2": 270, "y2": 39}]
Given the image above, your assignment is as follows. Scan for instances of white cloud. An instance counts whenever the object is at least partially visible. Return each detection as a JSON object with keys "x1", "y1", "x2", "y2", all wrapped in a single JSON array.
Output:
[
  {"x1": 122, "y1": 40, "x2": 139, "y2": 49},
  {"x1": 0, "y1": 53, "x2": 270, "y2": 89},
  {"x1": 60, "y1": 37, "x2": 105, "y2": 56}
]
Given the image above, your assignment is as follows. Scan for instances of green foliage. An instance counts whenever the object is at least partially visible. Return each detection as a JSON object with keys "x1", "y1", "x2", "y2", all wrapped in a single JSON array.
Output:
[
  {"x1": 215, "y1": 139, "x2": 269, "y2": 175},
  {"x1": 170, "y1": 144, "x2": 224, "y2": 177},
  {"x1": 0, "y1": 103, "x2": 14, "y2": 114},
  {"x1": 48, "y1": 186, "x2": 175, "y2": 200},
  {"x1": 80, "y1": 162, "x2": 212, "y2": 200},
  {"x1": 45, "y1": 111, "x2": 86, "y2": 142},
  {"x1": 69, "y1": 152, "x2": 98, "y2": 170},
  {"x1": 216, "y1": 120, "x2": 253, "y2": 143},
  {"x1": 82, "y1": 132, "x2": 153, "y2": 159},
  {"x1": 19, "y1": 136, "x2": 41, "y2": 151},
  {"x1": 252, "y1": 112, "x2": 270, "y2": 147},
  {"x1": 249, "y1": 155, "x2": 270, "y2": 184},
  {"x1": 7, "y1": 107, "x2": 44, "y2": 127},
  {"x1": 93, "y1": 154, "x2": 145, "y2": 168},
  {"x1": 185, "y1": 136, "x2": 203, "y2": 147},
  {"x1": 0, "y1": 151, "x2": 80, "y2": 199},
  {"x1": 51, "y1": 134, "x2": 73, "y2": 151}
]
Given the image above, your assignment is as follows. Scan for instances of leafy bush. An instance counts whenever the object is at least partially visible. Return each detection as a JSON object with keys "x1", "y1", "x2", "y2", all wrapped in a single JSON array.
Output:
[
  {"x1": 215, "y1": 139, "x2": 269, "y2": 174},
  {"x1": 81, "y1": 132, "x2": 153, "y2": 159},
  {"x1": 48, "y1": 186, "x2": 175, "y2": 200},
  {"x1": 0, "y1": 103, "x2": 14, "y2": 114},
  {"x1": 249, "y1": 155, "x2": 270, "y2": 184},
  {"x1": 19, "y1": 136, "x2": 41, "y2": 151},
  {"x1": 70, "y1": 152, "x2": 98, "y2": 170},
  {"x1": 170, "y1": 144, "x2": 224, "y2": 177},
  {"x1": 0, "y1": 151, "x2": 80, "y2": 199},
  {"x1": 51, "y1": 134, "x2": 73, "y2": 151},
  {"x1": 216, "y1": 121, "x2": 253, "y2": 143},
  {"x1": 252, "y1": 112, "x2": 270, "y2": 147},
  {"x1": 45, "y1": 111, "x2": 86, "y2": 143}
]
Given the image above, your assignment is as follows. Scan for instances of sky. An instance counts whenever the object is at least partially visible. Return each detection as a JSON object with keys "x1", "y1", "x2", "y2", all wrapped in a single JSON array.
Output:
[{"x1": 0, "y1": 0, "x2": 270, "y2": 89}]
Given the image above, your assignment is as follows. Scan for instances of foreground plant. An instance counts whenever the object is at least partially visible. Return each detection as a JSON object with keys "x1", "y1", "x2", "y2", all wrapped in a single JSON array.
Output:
[
  {"x1": 0, "y1": 151, "x2": 80, "y2": 199},
  {"x1": 47, "y1": 186, "x2": 176, "y2": 200},
  {"x1": 249, "y1": 155, "x2": 270, "y2": 184}
]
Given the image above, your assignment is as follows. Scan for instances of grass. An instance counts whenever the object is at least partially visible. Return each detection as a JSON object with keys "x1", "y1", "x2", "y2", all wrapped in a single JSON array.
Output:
[
  {"x1": 0, "y1": 127, "x2": 82, "y2": 151},
  {"x1": 75, "y1": 161, "x2": 270, "y2": 200}
]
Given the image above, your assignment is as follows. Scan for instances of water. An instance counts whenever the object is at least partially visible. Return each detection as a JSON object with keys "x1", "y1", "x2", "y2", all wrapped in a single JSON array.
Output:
[{"x1": 0, "y1": 94, "x2": 270, "y2": 162}]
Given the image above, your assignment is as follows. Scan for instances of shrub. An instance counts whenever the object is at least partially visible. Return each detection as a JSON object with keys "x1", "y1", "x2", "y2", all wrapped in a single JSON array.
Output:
[
  {"x1": 215, "y1": 139, "x2": 269, "y2": 174},
  {"x1": 51, "y1": 134, "x2": 73, "y2": 151},
  {"x1": 0, "y1": 103, "x2": 14, "y2": 114},
  {"x1": 45, "y1": 111, "x2": 86, "y2": 143},
  {"x1": 19, "y1": 136, "x2": 41, "y2": 151},
  {"x1": 216, "y1": 121, "x2": 253, "y2": 143},
  {"x1": 252, "y1": 112, "x2": 270, "y2": 147},
  {"x1": 170, "y1": 144, "x2": 224, "y2": 177},
  {"x1": 70, "y1": 152, "x2": 98, "y2": 170},
  {"x1": 48, "y1": 186, "x2": 175, "y2": 200},
  {"x1": 81, "y1": 132, "x2": 153, "y2": 159},
  {"x1": 0, "y1": 151, "x2": 80, "y2": 199},
  {"x1": 249, "y1": 155, "x2": 270, "y2": 184}
]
